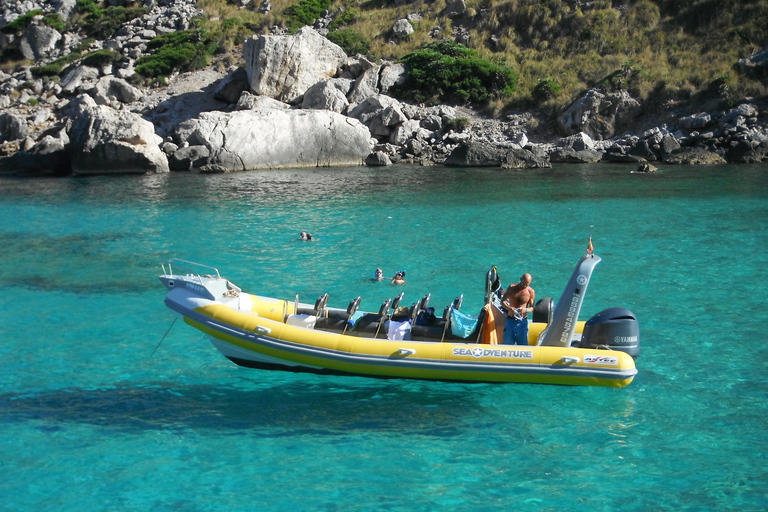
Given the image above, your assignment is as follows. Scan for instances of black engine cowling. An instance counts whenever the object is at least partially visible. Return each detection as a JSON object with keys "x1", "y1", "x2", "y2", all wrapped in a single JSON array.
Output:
[
  {"x1": 533, "y1": 297, "x2": 553, "y2": 324},
  {"x1": 579, "y1": 307, "x2": 640, "y2": 358}
]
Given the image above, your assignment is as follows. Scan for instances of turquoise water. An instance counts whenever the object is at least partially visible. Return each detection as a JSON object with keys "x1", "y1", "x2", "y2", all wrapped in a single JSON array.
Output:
[{"x1": 1, "y1": 163, "x2": 767, "y2": 511}]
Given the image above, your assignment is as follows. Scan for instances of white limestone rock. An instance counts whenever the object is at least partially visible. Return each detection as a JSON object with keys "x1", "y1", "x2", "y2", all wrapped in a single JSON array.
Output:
[
  {"x1": 243, "y1": 27, "x2": 348, "y2": 104},
  {"x1": 68, "y1": 95, "x2": 168, "y2": 174},
  {"x1": 301, "y1": 79, "x2": 352, "y2": 112},
  {"x1": 175, "y1": 109, "x2": 373, "y2": 171},
  {"x1": 557, "y1": 89, "x2": 641, "y2": 140}
]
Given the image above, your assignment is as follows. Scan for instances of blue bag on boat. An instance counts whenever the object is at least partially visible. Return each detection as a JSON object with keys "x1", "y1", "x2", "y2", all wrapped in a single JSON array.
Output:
[
  {"x1": 347, "y1": 311, "x2": 365, "y2": 330},
  {"x1": 450, "y1": 306, "x2": 478, "y2": 338}
]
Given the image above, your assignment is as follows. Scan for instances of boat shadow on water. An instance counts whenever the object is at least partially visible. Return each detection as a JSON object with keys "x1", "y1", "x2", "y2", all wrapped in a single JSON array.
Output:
[{"x1": 0, "y1": 381, "x2": 505, "y2": 437}]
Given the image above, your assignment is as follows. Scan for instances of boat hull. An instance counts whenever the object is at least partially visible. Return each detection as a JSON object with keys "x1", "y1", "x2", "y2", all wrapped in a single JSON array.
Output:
[
  {"x1": 174, "y1": 299, "x2": 636, "y2": 387},
  {"x1": 159, "y1": 258, "x2": 638, "y2": 387}
]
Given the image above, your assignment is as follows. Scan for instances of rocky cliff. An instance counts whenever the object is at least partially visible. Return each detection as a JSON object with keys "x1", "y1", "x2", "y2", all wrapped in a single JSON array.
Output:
[{"x1": 0, "y1": 0, "x2": 766, "y2": 176}]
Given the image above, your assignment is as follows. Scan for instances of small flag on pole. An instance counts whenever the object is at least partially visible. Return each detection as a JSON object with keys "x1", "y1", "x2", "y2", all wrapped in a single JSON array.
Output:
[{"x1": 587, "y1": 236, "x2": 594, "y2": 255}]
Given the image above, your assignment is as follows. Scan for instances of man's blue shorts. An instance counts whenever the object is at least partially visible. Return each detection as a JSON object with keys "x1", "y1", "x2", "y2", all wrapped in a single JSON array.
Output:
[{"x1": 504, "y1": 316, "x2": 529, "y2": 345}]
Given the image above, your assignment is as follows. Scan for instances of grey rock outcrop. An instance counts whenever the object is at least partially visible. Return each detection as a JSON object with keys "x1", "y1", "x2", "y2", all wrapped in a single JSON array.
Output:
[
  {"x1": 664, "y1": 147, "x2": 727, "y2": 165},
  {"x1": 0, "y1": 113, "x2": 29, "y2": 143},
  {"x1": 243, "y1": 27, "x2": 347, "y2": 104},
  {"x1": 174, "y1": 109, "x2": 373, "y2": 172},
  {"x1": 379, "y1": 63, "x2": 407, "y2": 94},
  {"x1": 301, "y1": 79, "x2": 352, "y2": 112},
  {"x1": 347, "y1": 57, "x2": 380, "y2": 105},
  {"x1": 446, "y1": 141, "x2": 551, "y2": 168},
  {"x1": 726, "y1": 138, "x2": 768, "y2": 163},
  {"x1": 633, "y1": 163, "x2": 658, "y2": 173},
  {"x1": 679, "y1": 112, "x2": 712, "y2": 130},
  {"x1": 392, "y1": 19, "x2": 414, "y2": 39},
  {"x1": 557, "y1": 89, "x2": 642, "y2": 140},
  {"x1": 502, "y1": 147, "x2": 551, "y2": 169},
  {"x1": 235, "y1": 92, "x2": 291, "y2": 110},
  {"x1": 735, "y1": 48, "x2": 768, "y2": 79},
  {"x1": 442, "y1": 0, "x2": 467, "y2": 17},
  {"x1": 213, "y1": 67, "x2": 250, "y2": 104},
  {"x1": 60, "y1": 65, "x2": 100, "y2": 95},
  {"x1": 550, "y1": 147, "x2": 603, "y2": 163},
  {"x1": 19, "y1": 23, "x2": 62, "y2": 61},
  {"x1": 719, "y1": 103, "x2": 759, "y2": 131},
  {"x1": 93, "y1": 76, "x2": 143, "y2": 104},
  {"x1": 0, "y1": 135, "x2": 71, "y2": 176},
  {"x1": 445, "y1": 141, "x2": 508, "y2": 166},
  {"x1": 365, "y1": 151, "x2": 392, "y2": 166},
  {"x1": 68, "y1": 95, "x2": 169, "y2": 174},
  {"x1": 53, "y1": 0, "x2": 78, "y2": 21},
  {"x1": 169, "y1": 145, "x2": 210, "y2": 170}
]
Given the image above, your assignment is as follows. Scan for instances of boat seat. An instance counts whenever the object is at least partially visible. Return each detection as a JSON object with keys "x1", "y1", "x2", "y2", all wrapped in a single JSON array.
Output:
[
  {"x1": 349, "y1": 313, "x2": 385, "y2": 337},
  {"x1": 314, "y1": 309, "x2": 349, "y2": 333},
  {"x1": 286, "y1": 314, "x2": 317, "y2": 329}
]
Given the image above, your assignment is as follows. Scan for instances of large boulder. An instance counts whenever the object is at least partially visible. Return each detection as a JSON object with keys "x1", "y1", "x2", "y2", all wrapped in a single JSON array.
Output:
[
  {"x1": 236, "y1": 91, "x2": 291, "y2": 110},
  {"x1": 243, "y1": 26, "x2": 348, "y2": 104},
  {"x1": 550, "y1": 148, "x2": 604, "y2": 163},
  {"x1": 68, "y1": 95, "x2": 169, "y2": 174},
  {"x1": 445, "y1": 141, "x2": 508, "y2": 167},
  {"x1": 502, "y1": 147, "x2": 551, "y2": 169},
  {"x1": 0, "y1": 113, "x2": 29, "y2": 143},
  {"x1": 0, "y1": 135, "x2": 71, "y2": 176},
  {"x1": 19, "y1": 23, "x2": 62, "y2": 61},
  {"x1": 93, "y1": 76, "x2": 143, "y2": 104},
  {"x1": 213, "y1": 67, "x2": 250, "y2": 104},
  {"x1": 735, "y1": 48, "x2": 768, "y2": 79},
  {"x1": 60, "y1": 65, "x2": 100, "y2": 95},
  {"x1": 726, "y1": 138, "x2": 768, "y2": 163},
  {"x1": 679, "y1": 112, "x2": 712, "y2": 131},
  {"x1": 301, "y1": 78, "x2": 352, "y2": 112},
  {"x1": 718, "y1": 103, "x2": 759, "y2": 131},
  {"x1": 664, "y1": 147, "x2": 727, "y2": 165},
  {"x1": 347, "y1": 57, "x2": 380, "y2": 104},
  {"x1": 169, "y1": 145, "x2": 210, "y2": 170},
  {"x1": 53, "y1": 0, "x2": 78, "y2": 21},
  {"x1": 557, "y1": 89, "x2": 641, "y2": 140},
  {"x1": 379, "y1": 63, "x2": 407, "y2": 94},
  {"x1": 174, "y1": 109, "x2": 373, "y2": 172},
  {"x1": 392, "y1": 19, "x2": 414, "y2": 39}
]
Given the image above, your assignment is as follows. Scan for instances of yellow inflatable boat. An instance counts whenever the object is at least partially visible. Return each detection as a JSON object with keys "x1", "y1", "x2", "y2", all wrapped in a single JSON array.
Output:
[{"x1": 159, "y1": 253, "x2": 639, "y2": 387}]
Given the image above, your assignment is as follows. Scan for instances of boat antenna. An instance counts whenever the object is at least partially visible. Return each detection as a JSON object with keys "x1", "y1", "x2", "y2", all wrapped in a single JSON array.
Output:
[{"x1": 151, "y1": 317, "x2": 177, "y2": 357}]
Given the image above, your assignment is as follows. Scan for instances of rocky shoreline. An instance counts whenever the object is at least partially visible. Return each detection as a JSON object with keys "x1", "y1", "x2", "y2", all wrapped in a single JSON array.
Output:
[{"x1": 1, "y1": 0, "x2": 767, "y2": 176}]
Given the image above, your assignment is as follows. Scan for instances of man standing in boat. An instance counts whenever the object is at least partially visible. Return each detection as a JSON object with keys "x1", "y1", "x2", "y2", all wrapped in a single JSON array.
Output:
[{"x1": 501, "y1": 273, "x2": 535, "y2": 345}]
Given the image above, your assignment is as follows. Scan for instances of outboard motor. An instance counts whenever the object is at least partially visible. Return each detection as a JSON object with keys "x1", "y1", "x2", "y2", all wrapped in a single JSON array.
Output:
[
  {"x1": 533, "y1": 297, "x2": 553, "y2": 324},
  {"x1": 579, "y1": 307, "x2": 640, "y2": 358}
]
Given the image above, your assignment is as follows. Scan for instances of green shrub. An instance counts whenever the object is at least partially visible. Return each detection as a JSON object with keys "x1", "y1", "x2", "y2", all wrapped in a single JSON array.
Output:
[
  {"x1": 327, "y1": 8, "x2": 359, "y2": 32},
  {"x1": 135, "y1": 30, "x2": 217, "y2": 78},
  {"x1": 30, "y1": 52, "x2": 82, "y2": 77},
  {"x1": 76, "y1": 0, "x2": 149, "y2": 39},
  {"x1": 531, "y1": 78, "x2": 561, "y2": 103},
  {"x1": 326, "y1": 28, "x2": 370, "y2": 55},
  {"x1": 1, "y1": 9, "x2": 44, "y2": 33},
  {"x1": 43, "y1": 13, "x2": 64, "y2": 32},
  {"x1": 82, "y1": 49, "x2": 121, "y2": 68},
  {"x1": 392, "y1": 41, "x2": 517, "y2": 105},
  {"x1": 284, "y1": 0, "x2": 331, "y2": 33},
  {"x1": 27, "y1": 97, "x2": 39, "y2": 106},
  {"x1": 444, "y1": 116, "x2": 471, "y2": 132}
]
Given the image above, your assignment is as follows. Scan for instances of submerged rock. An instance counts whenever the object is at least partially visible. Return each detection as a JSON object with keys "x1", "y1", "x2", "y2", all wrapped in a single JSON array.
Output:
[{"x1": 632, "y1": 163, "x2": 658, "y2": 173}]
